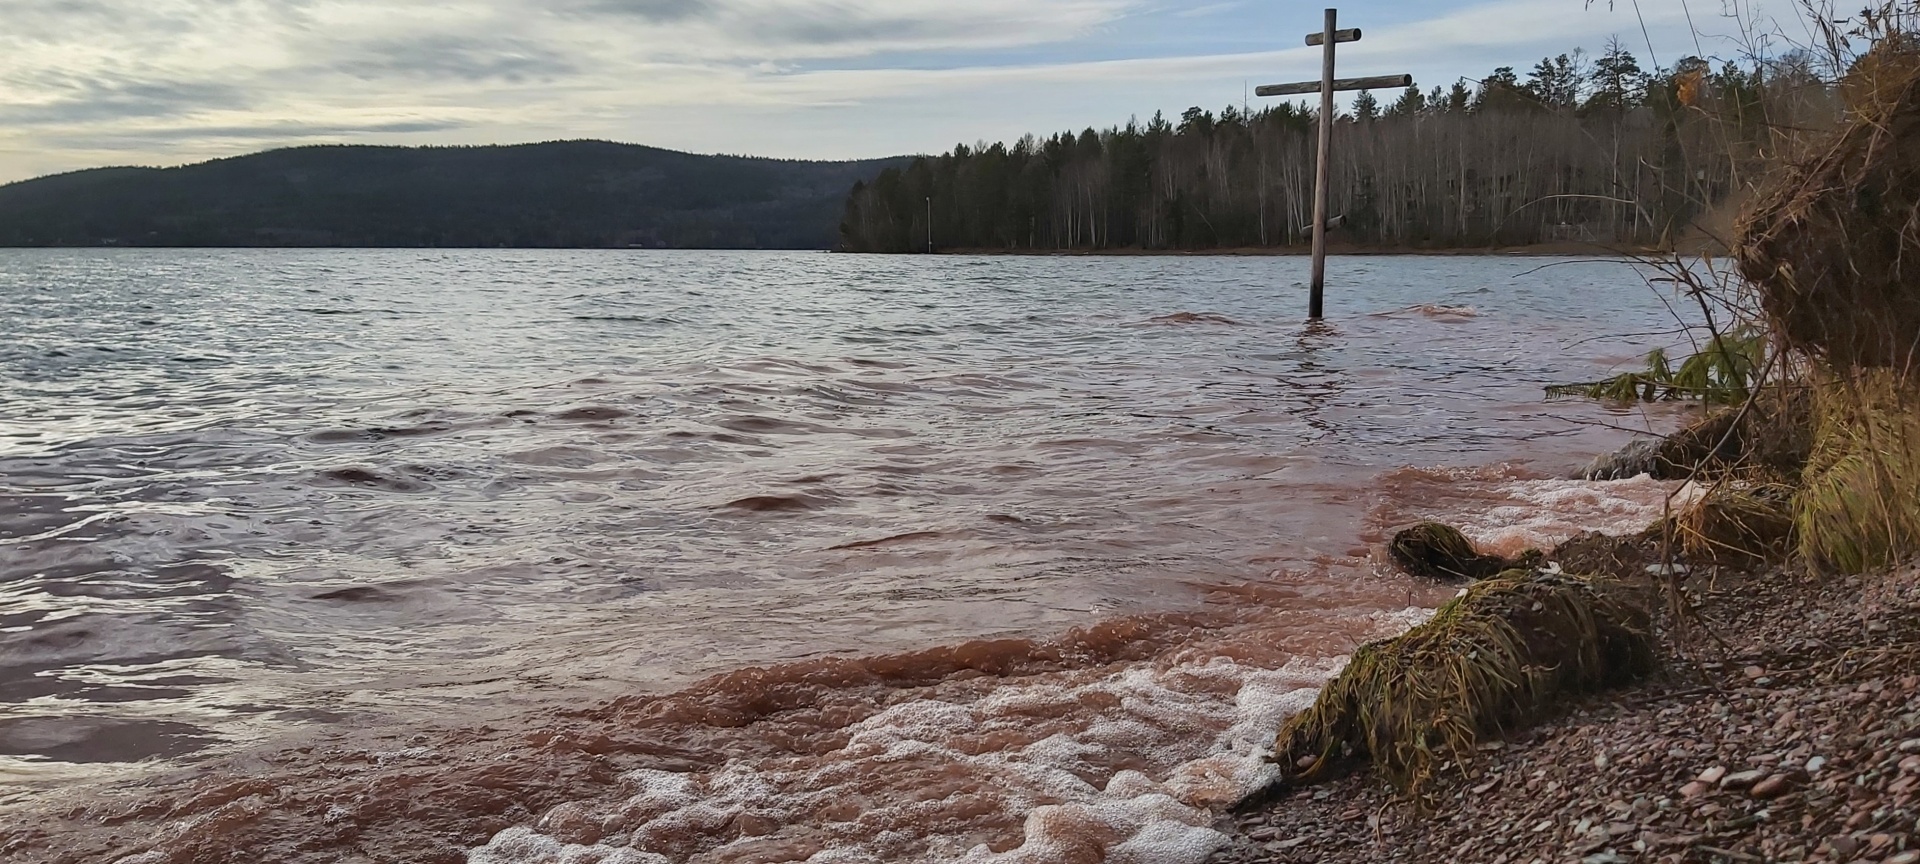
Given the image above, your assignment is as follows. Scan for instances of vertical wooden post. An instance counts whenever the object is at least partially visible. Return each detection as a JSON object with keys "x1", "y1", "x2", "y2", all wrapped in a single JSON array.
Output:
[
  {"x1": 1255, "y1": 13, "x2": 1404, "y2": 319},
  {"x1": 1309, "y1": 7, "x2": 1336, "y2": 320}
]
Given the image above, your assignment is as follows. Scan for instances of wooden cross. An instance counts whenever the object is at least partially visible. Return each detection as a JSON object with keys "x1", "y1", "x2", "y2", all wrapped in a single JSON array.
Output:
[{"x1": 1255, "y1": 9, "x2": 1410, "y2": 320}]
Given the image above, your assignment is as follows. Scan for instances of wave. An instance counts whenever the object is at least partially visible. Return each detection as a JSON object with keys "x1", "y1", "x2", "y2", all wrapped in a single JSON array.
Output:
[
  {"x1": 1368, "y1": 304, "x2": 1479, "y2": 319},
  {"x1": 1146, "y1": 312, "x2": 1241, "y2": 326}
]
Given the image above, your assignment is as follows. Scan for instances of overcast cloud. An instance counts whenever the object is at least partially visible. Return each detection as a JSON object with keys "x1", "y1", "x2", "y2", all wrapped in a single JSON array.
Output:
[{"x1": 0, "y1": 0, "x2": 1820, "y2": 183}]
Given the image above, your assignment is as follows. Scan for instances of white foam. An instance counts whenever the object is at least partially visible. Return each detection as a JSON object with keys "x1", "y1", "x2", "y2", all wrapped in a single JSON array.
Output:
[
  {"x1": 468, "y1": 649, "x2": 1359, "y2": 864},
  {"x1": 470, "y1": 828, "x2": 672, "y2": 864},
  {"x1": 1458, "y1": 474, "x2": 1688, "y2": 558}
]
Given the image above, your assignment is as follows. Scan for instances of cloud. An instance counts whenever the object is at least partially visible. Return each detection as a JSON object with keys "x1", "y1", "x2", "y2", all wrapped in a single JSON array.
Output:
[
  {"x1": 0, "y1": 77, "x2": 249, "y2": 126},
  {"x1": 327, "y1": 36, "x2": 580, "y2": 83},
  {"x1": 129, "y1": 119, "x2": 469, "y2": 141},
  {"x1": 562, "y1": 0, "x2": 715, "y2": 22},
  {"x1": 0, "y1": 0, "x2": 1805, "y2": 184}
]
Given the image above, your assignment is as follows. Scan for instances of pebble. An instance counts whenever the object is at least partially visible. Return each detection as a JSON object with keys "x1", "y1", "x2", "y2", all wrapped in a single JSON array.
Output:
[
  {"x1": 1751, "y1": 774, "x2": 1795, "y2": 799},
  {"x1": 1699, "y1": 766, "x2": 1728, "y2": 784},
  {"x1": 1887, "y1": 852, "x2": 1920, "y2": 864},
  {"x1": 1899, "y1": 739, "x2": 1920, "y2": 754},
  {"x1": 1681, "y1": 781, "x2": 1714, "y2": 799},
  {"x1": 1721, "y1": 769, "x2": 1768, "y2": 790},
  {"x1": 1902, "y1": 755, "x2": 1920, "y2": 775}
]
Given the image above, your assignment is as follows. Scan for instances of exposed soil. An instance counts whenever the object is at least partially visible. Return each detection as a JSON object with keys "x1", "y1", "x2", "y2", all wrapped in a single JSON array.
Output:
[{"x1": 1213, "y1": 559, "x2": 1920, "y2": 864}]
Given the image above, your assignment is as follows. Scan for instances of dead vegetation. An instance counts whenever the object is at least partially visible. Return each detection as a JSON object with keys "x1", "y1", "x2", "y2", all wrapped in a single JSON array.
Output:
[
  {"x1": 1273, "y1": 569, "x2": 1656, "y2": 799},
  {"x1": 1265, "y1": 9, "x2": 1920, "y2": 817}
]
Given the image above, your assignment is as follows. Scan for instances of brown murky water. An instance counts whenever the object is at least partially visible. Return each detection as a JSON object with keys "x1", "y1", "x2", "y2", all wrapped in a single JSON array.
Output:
[{"x1": 0, "y1": 250, "x2": 1696, "y2": 863}]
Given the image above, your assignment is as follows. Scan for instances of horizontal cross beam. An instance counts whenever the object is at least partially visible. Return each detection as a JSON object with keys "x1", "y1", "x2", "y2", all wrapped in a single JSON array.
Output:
[
  {"x1": 1255, "y1": 74, "x2": 1412, "y2": 98},
  {"x1": 1304, "y1": 28, "x2": 1360, "y2": 46}
]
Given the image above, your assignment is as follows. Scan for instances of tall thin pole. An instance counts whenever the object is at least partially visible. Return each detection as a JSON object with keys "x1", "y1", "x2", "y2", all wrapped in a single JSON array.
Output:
[
  {"x1": 926, "y1": 196, "x2": 933, "y2": 254},
  {"x1": 1309, "y1": 7, "x2": 1336, "y2": 319}
]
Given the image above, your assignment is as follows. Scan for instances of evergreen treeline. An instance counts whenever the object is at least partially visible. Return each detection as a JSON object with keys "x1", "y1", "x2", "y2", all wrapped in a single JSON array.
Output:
[
  {"x1": 0, "y1": 141, "x2": 906, "y2": 249},
  {"x1": 839, "y1": 43, "x2": 1837, "y2": 252}
]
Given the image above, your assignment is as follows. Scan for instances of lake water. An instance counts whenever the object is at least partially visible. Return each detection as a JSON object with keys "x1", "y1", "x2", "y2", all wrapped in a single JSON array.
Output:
[{"x1": 0, "y1": 250, "x2": 1694, "y2": 864}]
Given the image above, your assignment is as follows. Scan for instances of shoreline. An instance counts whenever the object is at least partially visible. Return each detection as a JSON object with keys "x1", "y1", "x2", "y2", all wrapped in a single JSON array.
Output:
[
  {"x1": 1214, "y1": 551, "x2": 1920, "y2": 864},
  {"x1": 0, "y1": 463, "x2": 1696, "y2": 864},
  {"x1": 874, "y1": 242, "x2": 1707, "y2": 259}
]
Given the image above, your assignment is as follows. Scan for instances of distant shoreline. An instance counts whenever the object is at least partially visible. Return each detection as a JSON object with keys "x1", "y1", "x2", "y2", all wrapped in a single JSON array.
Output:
[{"x1": 887, "y1": 241, "x2": 1678, "y2": 258}]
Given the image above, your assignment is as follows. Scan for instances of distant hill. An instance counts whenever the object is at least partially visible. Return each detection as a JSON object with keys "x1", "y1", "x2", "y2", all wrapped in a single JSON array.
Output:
[{"x1": 0, "y1": 141, "x2": 907, "y2": 249}]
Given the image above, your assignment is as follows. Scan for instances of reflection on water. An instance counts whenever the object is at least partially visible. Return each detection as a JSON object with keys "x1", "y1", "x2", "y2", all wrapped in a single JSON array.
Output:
[{"x1": 0, "y1": 250, "x2": 1696, "y2": 861}]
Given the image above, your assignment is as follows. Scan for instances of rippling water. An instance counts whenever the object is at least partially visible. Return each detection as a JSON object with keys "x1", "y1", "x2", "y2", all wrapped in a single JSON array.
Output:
[{"x1": 1, "y1": 249, "x2": 1695, "y2": 862}]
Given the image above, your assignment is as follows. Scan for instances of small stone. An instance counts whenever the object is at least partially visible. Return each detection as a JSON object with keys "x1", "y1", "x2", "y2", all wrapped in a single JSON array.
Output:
[
  {"x1": 1807, "y1": 756, "x2": 1827, "y2": 774},
  {"x1": 1266, "y1": 837, "x2": 1307, "y2": 852},
  {"x1": 1594, "y1": 752, "x2": 1610, "y2": 769},
  {"x1": 1829, "y1": 836, "x2": 1863, "y2": 858},
  {"x1": 1699, "y1": 766, "x2": 1728, "y2": 784},
  {"x1": 1249, "y1": 825, "x2": 1280, "y2": 841},
  {"x1": 1745, "y1": 665, "x2": 1767, "y2": 679},
  {"x1": 1751, "y1": 774, "x2": 1795, "y2": 799},
  {"x1": 1681, "y1": 781, "x2": 1713, "y2": 799},
  {"x1": 1901, "y1": 755, "x2": 1920, "y2": 775},
  {"x1": 1295, "y1": 755, "x2": 1319, "y2": 772},
  {"x1": 1885, "y1": 851, "x2": 1920, "y2": 864},
  {"x1": 1871, "y1": 834, "x2": 1896, "y2": 852},
  {"x1": 1899, "y1": 739, "x2": 1920, "y2": 753},
  {"x1": 1721, "y1": 769, "x2": 1768, "y2": 790},
  {"x1": 1583, "y1": 853, "x2": 1628, "y2": 864},
  {"x1": 1340, "y1": 809, "x2": 1363, "y2": 821}
]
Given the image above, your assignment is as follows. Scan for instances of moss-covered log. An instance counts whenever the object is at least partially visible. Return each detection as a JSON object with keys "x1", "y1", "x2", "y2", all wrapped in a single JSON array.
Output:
[
  {"x1": 1274, "y1": 570, "x2": 1655, "y2": 796},
  {"x1": 1387, "y1": 523, "x2": 1539, "y2": 583}
]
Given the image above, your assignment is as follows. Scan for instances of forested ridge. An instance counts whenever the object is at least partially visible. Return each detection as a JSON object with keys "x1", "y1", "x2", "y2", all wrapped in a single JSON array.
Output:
[
  {"x1": 839, "y1": 43, "x2": 1838, "y2": 253},
  {"x1": 0, "y1": 141, "x2": 905, "y2": 249}
]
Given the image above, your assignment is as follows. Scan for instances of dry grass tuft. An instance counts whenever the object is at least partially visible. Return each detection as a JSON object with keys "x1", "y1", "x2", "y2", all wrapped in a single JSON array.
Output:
[
  {"x1": 1675, "y1": 476, "x2": 1798, "y2": 567},
  {"x1": 1796, "y1": 368, "x2": 1920, "y2": 572},
  {"x1": 1274, "y1": 570, "x2": 1655, "y2": 798}
]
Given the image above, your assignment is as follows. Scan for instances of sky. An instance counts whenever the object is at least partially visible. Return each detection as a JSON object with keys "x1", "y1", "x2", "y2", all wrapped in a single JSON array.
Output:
[{"x1": 0, "y1": 0, "x2": 1827, "y2": 183}]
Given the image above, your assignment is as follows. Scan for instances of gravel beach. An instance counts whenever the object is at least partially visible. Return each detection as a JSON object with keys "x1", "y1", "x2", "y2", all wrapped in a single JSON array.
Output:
[{"x1": 1214, "y1": 559, "x2": 1920, "y2": 864}]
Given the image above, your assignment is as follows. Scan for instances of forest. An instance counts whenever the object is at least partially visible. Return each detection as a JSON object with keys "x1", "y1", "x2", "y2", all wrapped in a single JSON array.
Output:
[
  {"x1": 0, "y1": 142, "x2": 905, "y2": 249},
  {"x1": 837, "y1": 42, "x2": 1839, "y2": 253}
]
